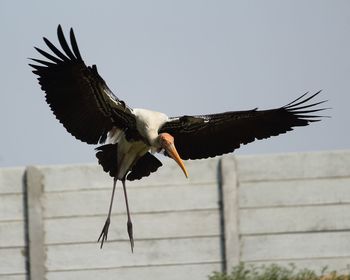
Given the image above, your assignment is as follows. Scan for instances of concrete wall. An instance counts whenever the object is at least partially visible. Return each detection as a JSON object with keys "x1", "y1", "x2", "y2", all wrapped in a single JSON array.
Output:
[
  {"x1": 223, "y1": 150, "x2": 350, "y2": 274},
  {"x1": 0, "y1": 167, "x2": 27, "y2": 280},
  {"x1": 0, "y1": 150, "x2": 350, "y2": 279}
]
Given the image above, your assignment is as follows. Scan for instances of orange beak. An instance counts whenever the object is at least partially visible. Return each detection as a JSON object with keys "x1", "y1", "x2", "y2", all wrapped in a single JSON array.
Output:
[{"x1": 164, "y1": 142, "x2": 189, "y2": 178}]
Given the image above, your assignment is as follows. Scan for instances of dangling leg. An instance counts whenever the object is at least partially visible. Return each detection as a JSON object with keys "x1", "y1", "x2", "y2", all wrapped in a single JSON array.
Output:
[
  {"x1": 98, "y1": 177, "x2": 117, "y2": 248},
  {"x1": 122, "y1": 179, "x2": 134, "y2": 252}
]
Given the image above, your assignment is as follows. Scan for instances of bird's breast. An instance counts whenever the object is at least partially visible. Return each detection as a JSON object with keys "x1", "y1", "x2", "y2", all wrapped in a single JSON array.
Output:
[{"x1": 117, "y1": 135, "x2": 149, "y2": 179}]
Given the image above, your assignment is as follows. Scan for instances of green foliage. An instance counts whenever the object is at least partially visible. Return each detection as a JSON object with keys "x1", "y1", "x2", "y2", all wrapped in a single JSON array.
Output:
[{"x1": 209, "y1": 263, "x2": 350, "y2": 280}]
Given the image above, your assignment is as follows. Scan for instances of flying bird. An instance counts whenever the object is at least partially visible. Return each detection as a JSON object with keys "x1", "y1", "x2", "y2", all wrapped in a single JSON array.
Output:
[{"x1": 30, "y1": 25, "x2": 327, "y2": 251}]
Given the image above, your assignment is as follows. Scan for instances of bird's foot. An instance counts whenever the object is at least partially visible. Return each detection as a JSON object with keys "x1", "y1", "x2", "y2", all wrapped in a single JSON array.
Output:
[
  {"x1": 98, "y1": 217, "x2": 110, "y2": 249},
  {"x1": 127, "y1": 220, "x2": 134, "y2": 252}
]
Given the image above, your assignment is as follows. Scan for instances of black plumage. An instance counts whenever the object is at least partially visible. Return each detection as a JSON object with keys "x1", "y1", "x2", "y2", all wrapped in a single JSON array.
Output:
[
  {"x1": 160, "y1": 91, "x2": 327, "y2": 160},
  {"x1": 29, "y1": 25, "x2": 137, "y2": 145}
]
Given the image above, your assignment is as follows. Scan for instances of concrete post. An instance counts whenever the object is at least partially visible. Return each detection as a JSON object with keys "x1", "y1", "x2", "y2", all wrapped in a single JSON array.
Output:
[
  {"x1": 220, "y1": 156, "x2": 240, "y2": 270},
  {"x1": 26, "y1": 166, "x2": 46, "y2": 280}
]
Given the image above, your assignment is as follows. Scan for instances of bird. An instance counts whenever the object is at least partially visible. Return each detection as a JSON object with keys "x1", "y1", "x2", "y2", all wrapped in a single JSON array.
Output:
[{"x1": 29, "y1": 25, "x2": 327, "y2": 252}]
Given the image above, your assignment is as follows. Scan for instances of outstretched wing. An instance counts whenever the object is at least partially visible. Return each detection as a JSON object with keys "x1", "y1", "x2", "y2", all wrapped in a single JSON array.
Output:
[
  {"x1": 29, "y1": 25, "x2": 136, "y2": 144},
  {"x1": 160, "y1": 91, "x2": 328, "y2": 160}
]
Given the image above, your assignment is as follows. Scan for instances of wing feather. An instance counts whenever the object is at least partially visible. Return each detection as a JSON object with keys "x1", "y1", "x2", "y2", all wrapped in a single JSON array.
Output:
[
  {"x1": 34, "y1": 47, "x2": 63, "y2": 63},
  {"x1": 160, "y1": 91, "x2": 328, "y2": 160},
  {"x1": 57, "y1": 25, "x2": 77, "y2": 60},
  {"x1": 43, "y1": 37, "x2": 70, "y2": 62},
  {"x1": 69, "y1": 28, "x2": 83, "y2": 61},
  {"x1": 30, "y1": 25, "x2": 136, "y2": 144}
]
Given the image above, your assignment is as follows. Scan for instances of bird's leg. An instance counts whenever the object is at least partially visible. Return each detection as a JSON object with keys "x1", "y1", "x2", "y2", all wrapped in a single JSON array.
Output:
[
  {"x1": 122, "y1": 179, "x2": 134, "y2": 252},
  {"x1": 98, "y1": 177, "x2": 117, "y2": 248}
]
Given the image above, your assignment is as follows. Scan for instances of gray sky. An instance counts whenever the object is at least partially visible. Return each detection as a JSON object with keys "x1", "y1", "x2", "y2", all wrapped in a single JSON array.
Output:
[{"x1": 0, "y1": 0, "x2": 349, "y2": 168}]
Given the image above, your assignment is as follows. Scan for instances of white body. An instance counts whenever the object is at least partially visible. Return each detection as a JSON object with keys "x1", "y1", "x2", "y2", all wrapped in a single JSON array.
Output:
[{"x1": 107, "y1": 108, "x2": 169, "y2": 179}]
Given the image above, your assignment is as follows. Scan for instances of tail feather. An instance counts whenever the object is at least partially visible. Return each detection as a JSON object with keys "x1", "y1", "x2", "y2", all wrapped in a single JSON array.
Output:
[
  {"x1": 96, "y1": 144, "x2": 162, "y2": 180},
  {"x1": 127, "y1": 153, "x2": 162, "y2": 181},
  {"x1": 95, "y1": 144, "x2": 118, "y2": 177}
]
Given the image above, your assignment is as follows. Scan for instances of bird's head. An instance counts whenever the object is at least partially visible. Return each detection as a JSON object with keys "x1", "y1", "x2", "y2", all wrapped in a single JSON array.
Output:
[{"x1": 158, "y1": 133, "x2": 188, "y2": 178}]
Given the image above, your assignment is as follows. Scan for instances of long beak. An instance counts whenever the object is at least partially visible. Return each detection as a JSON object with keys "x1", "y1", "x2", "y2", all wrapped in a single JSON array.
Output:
[{"x1": 165, "y1": 143, "x2": 189, "y2": 178}]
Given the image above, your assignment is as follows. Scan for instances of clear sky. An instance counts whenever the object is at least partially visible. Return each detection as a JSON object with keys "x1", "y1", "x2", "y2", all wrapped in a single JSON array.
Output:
[{"x1": 0, "y1": 0, "x2": 349, "y2": 168}]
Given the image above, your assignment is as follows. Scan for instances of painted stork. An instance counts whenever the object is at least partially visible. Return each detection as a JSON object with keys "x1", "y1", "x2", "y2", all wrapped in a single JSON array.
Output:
[{"x1": 30, "y1": 25, "x2": 327, "y2": 251}]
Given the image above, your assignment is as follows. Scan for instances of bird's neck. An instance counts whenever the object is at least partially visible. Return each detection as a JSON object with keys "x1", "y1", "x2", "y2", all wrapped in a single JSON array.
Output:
[
  {"x1": 133, "y1": 108, "x2": 169, "y2": 148},
  {"x1": 146, "y1": 131, "x2": 161, "y2": 148}
]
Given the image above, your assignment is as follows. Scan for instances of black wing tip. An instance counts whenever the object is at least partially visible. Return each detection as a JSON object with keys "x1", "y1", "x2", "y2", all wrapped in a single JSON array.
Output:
[
  {"x1": 284, "y1": 90, "x2": 323, "y2": 108},
  {"x1": 284, "y1": 90, "x2": 330, "y2": 124},
  {"x1": 32, "y1": 25, "x2": 83, "y2": 67},
  {"x1": 69, "y1": 27, "x2": 83, "y2": 61},
  {"x1": 284, "y1": 91, "x2": 327, "y2": 110},
  {"x1": 59, "y1": 24, "x2": 83, "y2": 62}
]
